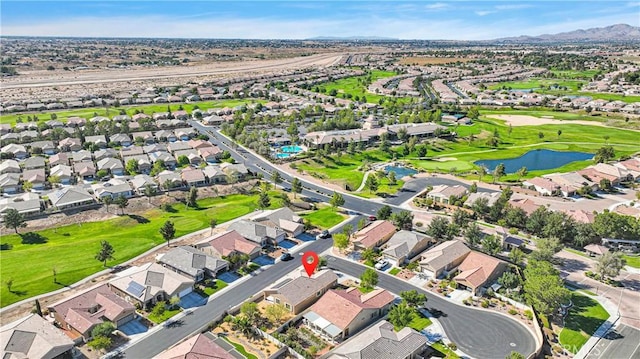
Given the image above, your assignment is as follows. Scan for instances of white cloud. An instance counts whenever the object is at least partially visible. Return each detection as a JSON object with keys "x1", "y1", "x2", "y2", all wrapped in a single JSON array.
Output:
[
  {"x1": 494, "y1": 4, "x2": 534, "y2": 10},
  {"x1": 475, "y1": 10, "x2": 496, "y2": 16},
  {"x1": 425, "y1": 3, "x2": 449, "y2": 10}
]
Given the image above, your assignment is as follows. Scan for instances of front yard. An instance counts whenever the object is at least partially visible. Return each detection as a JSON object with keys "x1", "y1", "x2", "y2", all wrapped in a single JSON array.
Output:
[
  {"x1": 559, "y1": 292, "x2": 610, "y2": 353},
  {"x1": 200, "y1": 279, "x2": 228, "y2": 296},
  {"x1": 301, "y1": 206, "x2": 347, "y2": 229}
]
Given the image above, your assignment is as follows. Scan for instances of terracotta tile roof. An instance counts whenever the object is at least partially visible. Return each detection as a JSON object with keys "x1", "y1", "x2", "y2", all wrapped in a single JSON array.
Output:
[
  {"x1": 308, "y1": 288, "x2": 394, "y2": 330},
  {"x1": 508, "y1": 198, "x2": 541, "y2": 216},
  {"x1": 454, "y1": 251, "x2": 505, "y2": 289},
  {"x1": 584, "y1": 244, "x2": 609, "y2": 255},
  {"x1": 155, "y1": 333, "x2": 235, "y2": 359},
  {"x1": 563, "y1": 209, "x2": 595, "y2": 224},
  {"x1": 202, "y1": 230, "x2": 260, "y2": 257},
  {"x1": 352, "y1": 220, "x2": 396, "y2": 249}
]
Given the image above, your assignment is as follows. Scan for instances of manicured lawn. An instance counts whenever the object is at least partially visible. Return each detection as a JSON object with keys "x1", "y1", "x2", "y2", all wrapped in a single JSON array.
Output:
[
  {"x1": 238, "y1": 263, "x2": 261, "y2": 276},
  {"x1": 202, "y1": 279, "x2": 228, "y2": 296},
  {"x1": 489, "y1": 78, "x2": 585, "y2": 92},
  {"x1": 430, "y1": 341, "x2": 460, "y2": 359},
  {"x1": 0, "y1": 193, "x2": 280, "y2": 307},
  {"x1": 559, "y1": 292, "x2": 610, "y2": 353},
  {"x1": 623, "y1": 255, "x2": 640, "y2": 269},
  {"x1": 550, "y1": 69, "x2": 602, "y2": 79},
  {"x1": 355, "y1": 178, "x2": 404, "y2": 199},
  {"x1": 148, "y1": 307, "x2": 181, "y2": 324},
  {"x1": 389, "y1": 267, "x2": 401, "y2": 275},
  {"x1": 221, "y1": 336, "x2": 258, "y2": 359},
  {"x1": 315, "y1": 70, "x2": 397, "y2": 104},
  {"x1": 408, "y1": 312, "x2": 432, "y2": 331},
  {"x1": 0, "y1": 99, "x2": 266, "y2": 126},
  {"x1": 301, "y1": 206, "x2": 347, "y2": 229}
]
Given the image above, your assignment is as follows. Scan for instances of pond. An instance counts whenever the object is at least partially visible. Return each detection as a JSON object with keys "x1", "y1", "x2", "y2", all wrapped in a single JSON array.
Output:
[
  {"x1": 384, "y1": 165, "x2": 418, "y2": 178},
  {"x1": 475, "y1": 149, "x2": 593, "y2": 173}
]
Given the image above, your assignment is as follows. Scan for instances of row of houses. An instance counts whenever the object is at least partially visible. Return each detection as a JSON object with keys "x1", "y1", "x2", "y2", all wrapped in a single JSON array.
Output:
[{"x1": 303, "y1": 122, "x2": 447, "y2": 148}]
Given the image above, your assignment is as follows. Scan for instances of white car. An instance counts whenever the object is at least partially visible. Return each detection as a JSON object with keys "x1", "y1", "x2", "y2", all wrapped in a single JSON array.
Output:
[{"x1": 375, "y1": 259, "x2": 389, "y2": 270}]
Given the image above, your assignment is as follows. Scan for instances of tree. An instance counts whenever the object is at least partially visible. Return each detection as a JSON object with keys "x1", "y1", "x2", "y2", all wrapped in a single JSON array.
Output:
[
  {"x1": 417, "y1": 145, "x2": 427, "y2": 158},
  {"x1": 506, "y1": 351, "x2": 526, "y2": 359},
  {"x1": 87, "y1": 336, "x2": 112, "y2": 351},
  {"x1": 516, "y1": 166, "x2": 528, "y2": 181},
  {"x1": 391, "y1": 210, "x2": 413, "y2": 230},
  {"x1": 271, "y1": 170, "x2": 282, "y2": 186},
  {"x1": 291, "y1": 177, "x2": 302, "y2": 198},
  {"x1": 209, "y1": 219, "x2": 217, "y2": 235},
  {"x1": 114, "y1": 195, "x2": 129, "y2": 215},
  {"x1": 169, "y1": 295, "x2": 181, "y2": 309},
  {"x1": 509, "y1": 247, "x2": 525, "y2": 266},
  {"x1": 471, "y1": 197, "x2": 490, "y2": 218},
  {"x1": 493, "y1": 163, "x2": 506, "y2": 183},
  {"x1": 377, "y1": 205, "x2": 392, "y2": 220},
  {"x1": 467, "y1": 107, "x2": 480, "y2": 119},
  {"x1": 469, "y1": 182, "x2": 478, "y2": 193},
  {"x1": 538, "y1": 131, "x2": 545, "y2": 139},
  {"x1": 524, "y1": 260, "x2": 570, "y2": 317},
  {"x1": 240, "y1": 302, "x2": 259, "y2": 321},
  {"x1": 526, "y1": 206, "x2": 549, "y2": 235},
  {"x1": 332, "y1": 233, "x2": 349, "y2": 252},
  {"x1": 177, "y1": 155, "x2": 190, "y2": 166},
  {"x1": 357, "y1": 218, "x2": 367, "y2": 230},
  {"x1": 388, "y1": 302, "x2": 416, "y2": 330},
  {"x1": 91, "y1": 321, "x2": 115, "y2": 339},
  {"x1": 464, "y1": 223, "x2": 483, "y2": 247},
  {"x1": 160, "y1": 220, "x2": 176, "y2": 247},
  {"x1": 557, "y1": 129, "x2": 562, "y2": 139},
  {"x1": 257, "y1": 192, "x2": 271, "y2": 209},
  {"x1": 498, "y1": 271, "x2": 521, "y2": 292},
  {"x1": 365, "y1": 175, "x2": 379, "y2": 193},
  {"x1": 505, "y1": 206, "x2": 528, "y2": 229},
  {"x1": 427, "y1": 216, "x2": 450, "y2": 239},
  {"x1": 594, "y1": 145, "x2": 615, "y2": 163},
  {"x1": 387, "y1": 171, "x2": 397, "y2": 185},
  {"x1": 361, "y1": 248, "x2": 379, "y2": 263},
  {"x1": 330, "y1": 192, "x2": 345, "y2": 208},
  {"x1": 125, "y1": 158, "x2": 139, "y2": 175},
  {"x1": 4, "y1": 208, "x2": 26, "y2": 233},
  {"x1": 151, "y1": 301, "x2": 166, "y2": 317},
  {"x1": 400, "y1": 290, "x2": 427, "y2": 308},
  {"x1": 186, "y1": 186, "x2": 198, "y2": 207},
  {"x1": 144, "y1": 184, "x2": 157, "y2": 203},
  {"x1": 360, "y1": 268, "x2": 378, "y2": 290},
  {"x1": 452, "y1": 208, "x2": 470, "y2": 228},
  {"x1": 481, "y1": 234, "x2": 502, "y2": 256},
  {"x1": 95, "y1": 240, "x2": 115, "y2": 267},
  {"x1": 265, "y1": 303, "x2": 288, "y2": 323},
  {"x1": 530, "y1": 237, "x2": 563, "y2": 262},
  {"x1": 595, "y1": 251, "x2": 626, "y2": 281}
]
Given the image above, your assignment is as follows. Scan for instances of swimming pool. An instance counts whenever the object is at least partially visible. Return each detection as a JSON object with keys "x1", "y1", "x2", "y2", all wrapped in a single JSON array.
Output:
[{"x1": 280, "y1": 145, "x2": 303, "y2": 153}]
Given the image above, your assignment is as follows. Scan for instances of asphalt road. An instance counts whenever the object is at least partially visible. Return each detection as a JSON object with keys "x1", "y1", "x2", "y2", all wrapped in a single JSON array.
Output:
[
  {"x1": 585, "y1": 324, "x2": 640, "y2": 359},
  {"x1": 325, "y1": 255, "x2": 537, "y2": 359}
]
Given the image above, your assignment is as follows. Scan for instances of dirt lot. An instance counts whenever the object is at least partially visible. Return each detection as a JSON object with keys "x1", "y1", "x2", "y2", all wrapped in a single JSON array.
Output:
[{"x1": 487, "y1": 114, "x2": 609, "y2": 128}]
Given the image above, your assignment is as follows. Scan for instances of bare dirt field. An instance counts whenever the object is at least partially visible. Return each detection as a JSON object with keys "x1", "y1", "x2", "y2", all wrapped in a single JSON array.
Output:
[
  {"x1": 397, "y1": 56, "x2": 475, "y2": 65},
  {"x1": 487, "y1": 114, "x2": 608, "y2": 127}
]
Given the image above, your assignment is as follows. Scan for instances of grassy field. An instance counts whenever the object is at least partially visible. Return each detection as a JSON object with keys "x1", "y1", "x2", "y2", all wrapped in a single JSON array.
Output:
[
  {"x1": 315, "y1": 70, "x2": 398, "y2": 104},
  {"x1": 354, "y1": 178, "x2": 404, "y2": 199},
  {"x1": 389, "y1": 267, "x2": 401, "y2": 275},
  {"x1": 550, "y1": 69, "x2": 601, "y2": 80},
  {"x1": 623, "y1": 255, "x2": 640, "y2": 269},
  {"x1": 559, "y1": 292, "x2": 610, "y2": 353},
  {"x1": 0, "y1": 99, "x2": 265, "y2": 126},
  {"x1": 430, "y1": 341, "x2": 460, "y2": 358},
  {"x1": 0, "y1": 193, "x2": 284, "y2": 307},
  {"x1": 301, "y1": 206, "x2": 347, "y2": 229},
  {"x1": 202, "y1": 279, "x2": 228, "y2": 296},
  {"x1": 148, "y1": 307, "x2": 181, "y2": 324},
  {"x1": 408, "y1": 312, "x2": 433, "y2": 331},
  {"x1": 489, "y1": 78, "x2": 585, "y2": 92}
]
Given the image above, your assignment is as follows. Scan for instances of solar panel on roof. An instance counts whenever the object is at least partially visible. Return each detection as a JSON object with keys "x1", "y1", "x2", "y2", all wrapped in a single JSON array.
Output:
[{"x1": 127, "y1": 281, "x2": 145, "y2": 298}]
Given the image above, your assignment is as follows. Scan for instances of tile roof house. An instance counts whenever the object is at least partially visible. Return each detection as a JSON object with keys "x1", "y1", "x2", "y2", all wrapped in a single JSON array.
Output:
[
  {"x1": 22, "y1": 156, "x2": 46, "y2": 170},
  {"x1": 48, "y1": 284, "x2": 136, "y2": 342},
  {"x1": 130, "y1": 174, "x2": 158, "y2": 194},
  {"x1": 419, "y1": 240, "x2": 471, "y2": 278},
  {"x1": 143, "y1": 143, "x2": 167, "y2": 154},
  {"x1": 382, "y1": 230, "x2": 436, "y2": 265},
  {"x1": 93, "y1": 180, "x2": 133, "y2": 199},
  {"x1": 303, "y1": 288, "x2": 395, "y2": 341},
  {"x1": 123, "y1": 154, "x2": 152, "y2": 173},
  {"x1": 158, "y1": 246, "x2": 228, "y2": 282},
  {"x1": 73, "y1": 161, "x2": 96, "y2": 179},
  {"x1": 148, "y1": 151, "x2": 177, "y2": 169},
  {"x1": 21, "y1": 168, "x2": 47, "y2": 190},
  {"x1": 93, "y1": 148, "x2": 118, "y2": 162},
  {"x1": 220, "y1": 163, "x2": 249, "y2": 181},
  {"x1": 263, "y1": 269, "x2": 338, "y2": 314},
  {"x1": 563, "y1": 209, "x2": 596, "y2": 224},
  {"x1": 28, "y1": 140, "x2": 57, "y2": 155},
  {"x1": 508, "y1": 198, "x2": 542, "y2": 216},
  {"x1": 49, "y1": 186, "x2": 95, "y2": 210},
  {"x1": 523, "y1": 177, "x2": 575, "y2": 197},
  {"x1": 202, "y1": 165, "x2": 227, "y2": 184},
  {"x1": 109, "y1": 263, "x2": 194, "y2": 309},
  {"x1": 96, "y1": 157, "x2": 125, "y2": 176},
  {"x1": 327, "y1": 320, "x2": 427, "y2": 359},
  {"x1": 157, "y1": 170, "x2": 184, "y2": 190},
  {"x1": 250, "y1": 207, "x2": 305, "y2": 237},
  {"x1": 453, "y1": 251, "x2": 507, "y2": 295},
  {"x1": 577, "y1": 167, "x2": 619, "y2": 186},
  {"x1": 49, "y1": 164, "x2": 73, "y2": 184},
  {"x1": 71, "y1": 150, "x2": 92, "y2": 163},
  {"x1": 181, "y1": 168, "x2": 206, "y2": 187},
  {"x1": 58, "y1": 137, "x2": 83, "y2": 152},
  {"x1": 174, "y1": 149, "x2": 202, "y2": 166},
  {"x1": 463, "y1": 191, "x2": 501, "y2": 208},
  {"x1": 426, "y1": 185, "x2": 468, "y2": 204},
  {"x1": 351, "y1": 220, "x2": 397, "y2": 250},
  {"x1": 1, "y1": 144, "x2": 28, "y2": 159},
  {"x1": 109, "y1": 133, "x2": 132, "y2": 147},
  {"x1": 614, "y1": 157, "x2": 640, "y2": 181},
  {"x1": 198, "y1": 146, "x2": 223, "y2": 163},
  {"x1": 84, "y1": 135, "x2": 107, "y2": 148},
  {"x1": 0, "y1": 160, "x2": 21, "y2": 174},
  {"x1": 584, "y1": 244, "x2": 609, "y2": 257},
  {"x1": 592, "y1": 163, "x2": 633, "y2": 183},
  {"x1": 48, "y1": 153, "x2": 70, "y2": 167},
  {"x1": 1, "y1": 314, "x2": 75, "y2": 359},
  {"x1": 195, "y1": 230, "x2": 262, "y2": 260},
  {"x1": 229, "y1": 220, "x2": 287, "y2": 246},
  {"x1": 0, "y1": 192, "x2": 42, "y2": 218},
  {"x1": 0, "y1": 173, "x2": 21, "y2": 193},
  {"x1": 155, "y1": 332, "x2": 236, "y2": 359}
]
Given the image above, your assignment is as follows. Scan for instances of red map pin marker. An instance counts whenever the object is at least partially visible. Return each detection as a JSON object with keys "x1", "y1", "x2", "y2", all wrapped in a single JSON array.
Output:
[{"x1": 302, "y1": 251, "x2": 319, "y2": 277}]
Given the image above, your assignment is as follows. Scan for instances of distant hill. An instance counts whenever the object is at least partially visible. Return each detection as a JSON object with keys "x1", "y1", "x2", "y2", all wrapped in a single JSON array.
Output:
[
  {"x1": 495, "y1": 24, "x2": 640, "y2": 43},
  {"x1": 307, "y1": 36, "x2": 398, "y2": 41}
]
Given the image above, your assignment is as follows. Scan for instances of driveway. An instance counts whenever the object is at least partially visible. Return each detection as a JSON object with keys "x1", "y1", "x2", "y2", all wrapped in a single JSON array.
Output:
[
  {"x1": 296, "y1": 233, "x2": 316, "y2": 242},
  {"x1": 179, "y1": 292, "x2": 206, "y2": 309},
  {"x1": 118, "y1": 318, "x2": 149, "y2": 336},
  {"x1": 558, "y1": 250, "x2": 640, "y2": 329},
  {"x1": 217, "y1": 271, "x2": 242, "y2": 283},
  {"x1": 585, "y1": 324, "x2": 640, "y2": 359},
  {"x1": 252, "y1": 255, "x2": 275, "y2": 266}
]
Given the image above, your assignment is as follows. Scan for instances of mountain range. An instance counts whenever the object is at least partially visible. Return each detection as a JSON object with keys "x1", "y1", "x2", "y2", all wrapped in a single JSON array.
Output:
[{"x1": 495, "y1": 24, "x2": 640, "y2": 43}]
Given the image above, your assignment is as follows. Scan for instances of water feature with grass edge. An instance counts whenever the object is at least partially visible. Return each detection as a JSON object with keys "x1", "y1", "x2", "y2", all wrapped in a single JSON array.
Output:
[
  {"x1": 384, "y1": 165, "x2": 418, "y2": 177},
  {"x1": 475, "y1": 149, "x2": 593, "y2": 173}
]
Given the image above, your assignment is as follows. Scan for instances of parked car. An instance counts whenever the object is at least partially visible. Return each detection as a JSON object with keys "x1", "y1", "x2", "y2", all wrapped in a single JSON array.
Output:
[
  {"x1": 368, "y1": 215, "x2": 377, "y2": 221},
  {"x1": 280, "y1": 252, "x2": 293, "y2": 261},
  {"x1": 375, "y1": 259, "x2": 389, "y2": 270},
  {"x1": 316, "y1": 230, "x2": 331, "y2": 240}
]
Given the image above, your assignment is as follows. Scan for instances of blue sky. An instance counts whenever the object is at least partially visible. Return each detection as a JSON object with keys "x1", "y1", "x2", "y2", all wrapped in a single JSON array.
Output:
[{"x1": 1, "y1": 1, "x2": 638, "y2": 40}]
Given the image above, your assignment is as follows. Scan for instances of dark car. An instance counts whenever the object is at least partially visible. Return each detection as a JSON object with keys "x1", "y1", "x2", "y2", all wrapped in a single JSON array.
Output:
[
  {"x1": 280, "y1": 252, "x2": 293, "y2": 261},
  {"x1": 368, "y1": 215, "x2": 377, "y2": 221}
]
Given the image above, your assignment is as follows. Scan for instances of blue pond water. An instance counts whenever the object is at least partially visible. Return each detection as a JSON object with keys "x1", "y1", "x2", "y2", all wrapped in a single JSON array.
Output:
[
  {"x1": 384, "y1": 165, "x2": 418, "y2": 178},
  {"x1": 475, "y1": 149, "x2": 593, "y2": 174}
]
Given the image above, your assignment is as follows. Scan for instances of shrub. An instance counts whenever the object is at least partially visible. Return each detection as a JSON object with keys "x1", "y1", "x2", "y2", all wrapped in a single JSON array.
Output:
[
  {"x1": 524, "y1": 310, "x2": 534, "y2": 320},
  {"x1": 508, "y1": 308, "x2": 518, "y2": 315},
  {"x1": 415, "y1": 222, "x2": 423, "y2": 227},
  {"x1": 481, "y1": 300, "x2": 489, "y2": 308},
  {"x1": 448, "y1": 342, "x2": 457, "y2": 351},
  {"x1": 540, "y1": 314, "x2": 550, "y2": 328},
  {"x1": 449, "y1": 281, "x2": 457, "y2": 289},
  {"x1": 224, "y1": 314, "x2": 234, "y2": 323}
]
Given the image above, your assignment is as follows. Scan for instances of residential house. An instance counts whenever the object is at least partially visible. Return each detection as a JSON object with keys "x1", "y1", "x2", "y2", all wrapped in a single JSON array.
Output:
[
  {"x1": 195, "y1": 230, "x2": 262, "y2": 260},
  {"x1": 148, "y1": 151, "x2": 177, "y2": 169},
  {"x1": 327, "y1": 320, "x2": 427, "y2": 359},
  {"x1": 544, "y1": 172, "x2": 598, "y2": 193},
  {"x1": 0, "y1": 314, "x2": 75, "y2": 359},
  {"x1": 158, "y1": 246, "x2": 228, "y2": 282},
  {"x1": 0, "y1": 160, "x2": 21, "y2": 174},
  {"x1": 49, "y1": 186, "x2": 95, "y2": 210},
  {"x1": 167, "y1": 141, "x2": 192, "y2": 154},
  {"x1": 220, "y1": 163, "x2": 249, "y2": 181},
  {"x1": 93, "y1": 148, "x2": 118, "y2": 161},
  {"x1": 120, "y1": 146, "x2": 144, "y2": 158},
  {"x1": 93, "y1": 180, "x2": 133, "y2": 199},
  {"x1": 84, "y1": 135, "x2": 107, "y2": 148},
  {"x1": 1, "y1": 144, "x2": 28, "y2": 159},
  {"x1": 49, "y1": 164, "x2": 73, "y2": 184},
  {"x1": 418, "y1": 240, "x2": 471, "y2": 278},
  {"x1": 109, "y1": 263, "x2": 195, "y2": 309},
  {"x1": 49, "y1": 153, "x2": 70, "y2": 167},
  {"x1": 577, "y1": 168, "x2": 619, "y2": 186},
  {"x1": 29, "y1": 140, "x2": 57, "y2": 155},
  {"x1": 263, "y1": 269, "x2": 338, "y2": 314},
  {"x1": 199, "y1": 146, "x2": 222, "y2": 163},
  {"x1": 58, "y1": 137, "x2": 83, "y2": 152},
  {"x1": 155, "y1": 130, "x2": 177, "y2": 142},
  {"x1": 157, "y1": 170, "x2": 183, "y2": 190},
  {"x1": 123, "y1": 154, "x2": 152, "y2": 174},
  {"x1": 202, "y1": 165, "x2": 227, "y2": 184},
  {"x1": 174, "y1": 128, "x2": 195, "y2": 141},
  {"x1": 0, "y1": 192, "x2": 42, "y2": 218},
  {"x1": 563, "y1": 209, "x2": 596, "y2": 224},
  {"x1": 181, "y1": 168, "x2": 206, "y2": 187},
  {"x1": 591, "y1": 163, "x2": 634, "y2": 183},
  {"x1": 22, "y1": 156, "x2": 46, "y2": 170},
  {"x1": 464, "y1": 191, "x2": 501, "y2": 208},
  {"x1": 48, "y1": 284, "x2": 136, "y2": 342},
  {"x1": 508, "y1": 198, "x2": 542, "y2": 216},
  {"x1": 453, "y1": 251, "x2": 507, "y2": 295},
  {"x1": 109, "y1": 133, "x2": 132, "y2": 147},
  {"x1": 303, "y1": 288, "x2": 395, "y2": 341},
  {"x1": 584, "y1": 244, "x2": 609, "y2": 257},
  {"x1": 131, "y1": 131, "x2": 155, "y2": 145},
  {"x1": 19, "y1": 131, "x2": 39, "y2": 143},
  {"x1": 351, "y1": 220, "x2": 397, "y2": 250},
  {"x1": 250, "y1": 207, "x2": 305, "y2": 237},
  {"x1": 523, "y1": 177, "x2": 575, "y2": 197},
  {"x1": 130, "y1": 174, "x2": 159, "y2": 194},
  {"x1": 96, "y1": 158, "x2": 125, "y2": 176},
  {"x1": 155, "y1": 333, "x2": 236, "y2": 359},
  {"x1": 174, "y1": 149, "x2": 202, "y2": 165},
  {"x1": 73, "y1": 161, "x2": 96, "y2": 180},
  {"x1": 0, "y1": 174, "x2": 21, "y2": 193},
  {"x1": 382, "y1": 230, "x2": 436, "y2": 265},
  {"x1": 188, "y1": 139, "x2": 213, "y2": 150},
  {"x1": 426, "y1": 185, "x2": 467, "y2": 204},
  {"x1": 615, "y1": 157, "x2": 640, "y2": 181},
  {"x1": 71, "y1": 150, "x2": 92, "y2": 163},
  {"x1": 21, "y1": 169, "x2": 47, "y2": 190},
  {"x1": 143, "y1": 143, "x2": 167, "y2": 154},
  {"x1": 228, "y1": 220, "x2": 286, "y2": 246}
]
